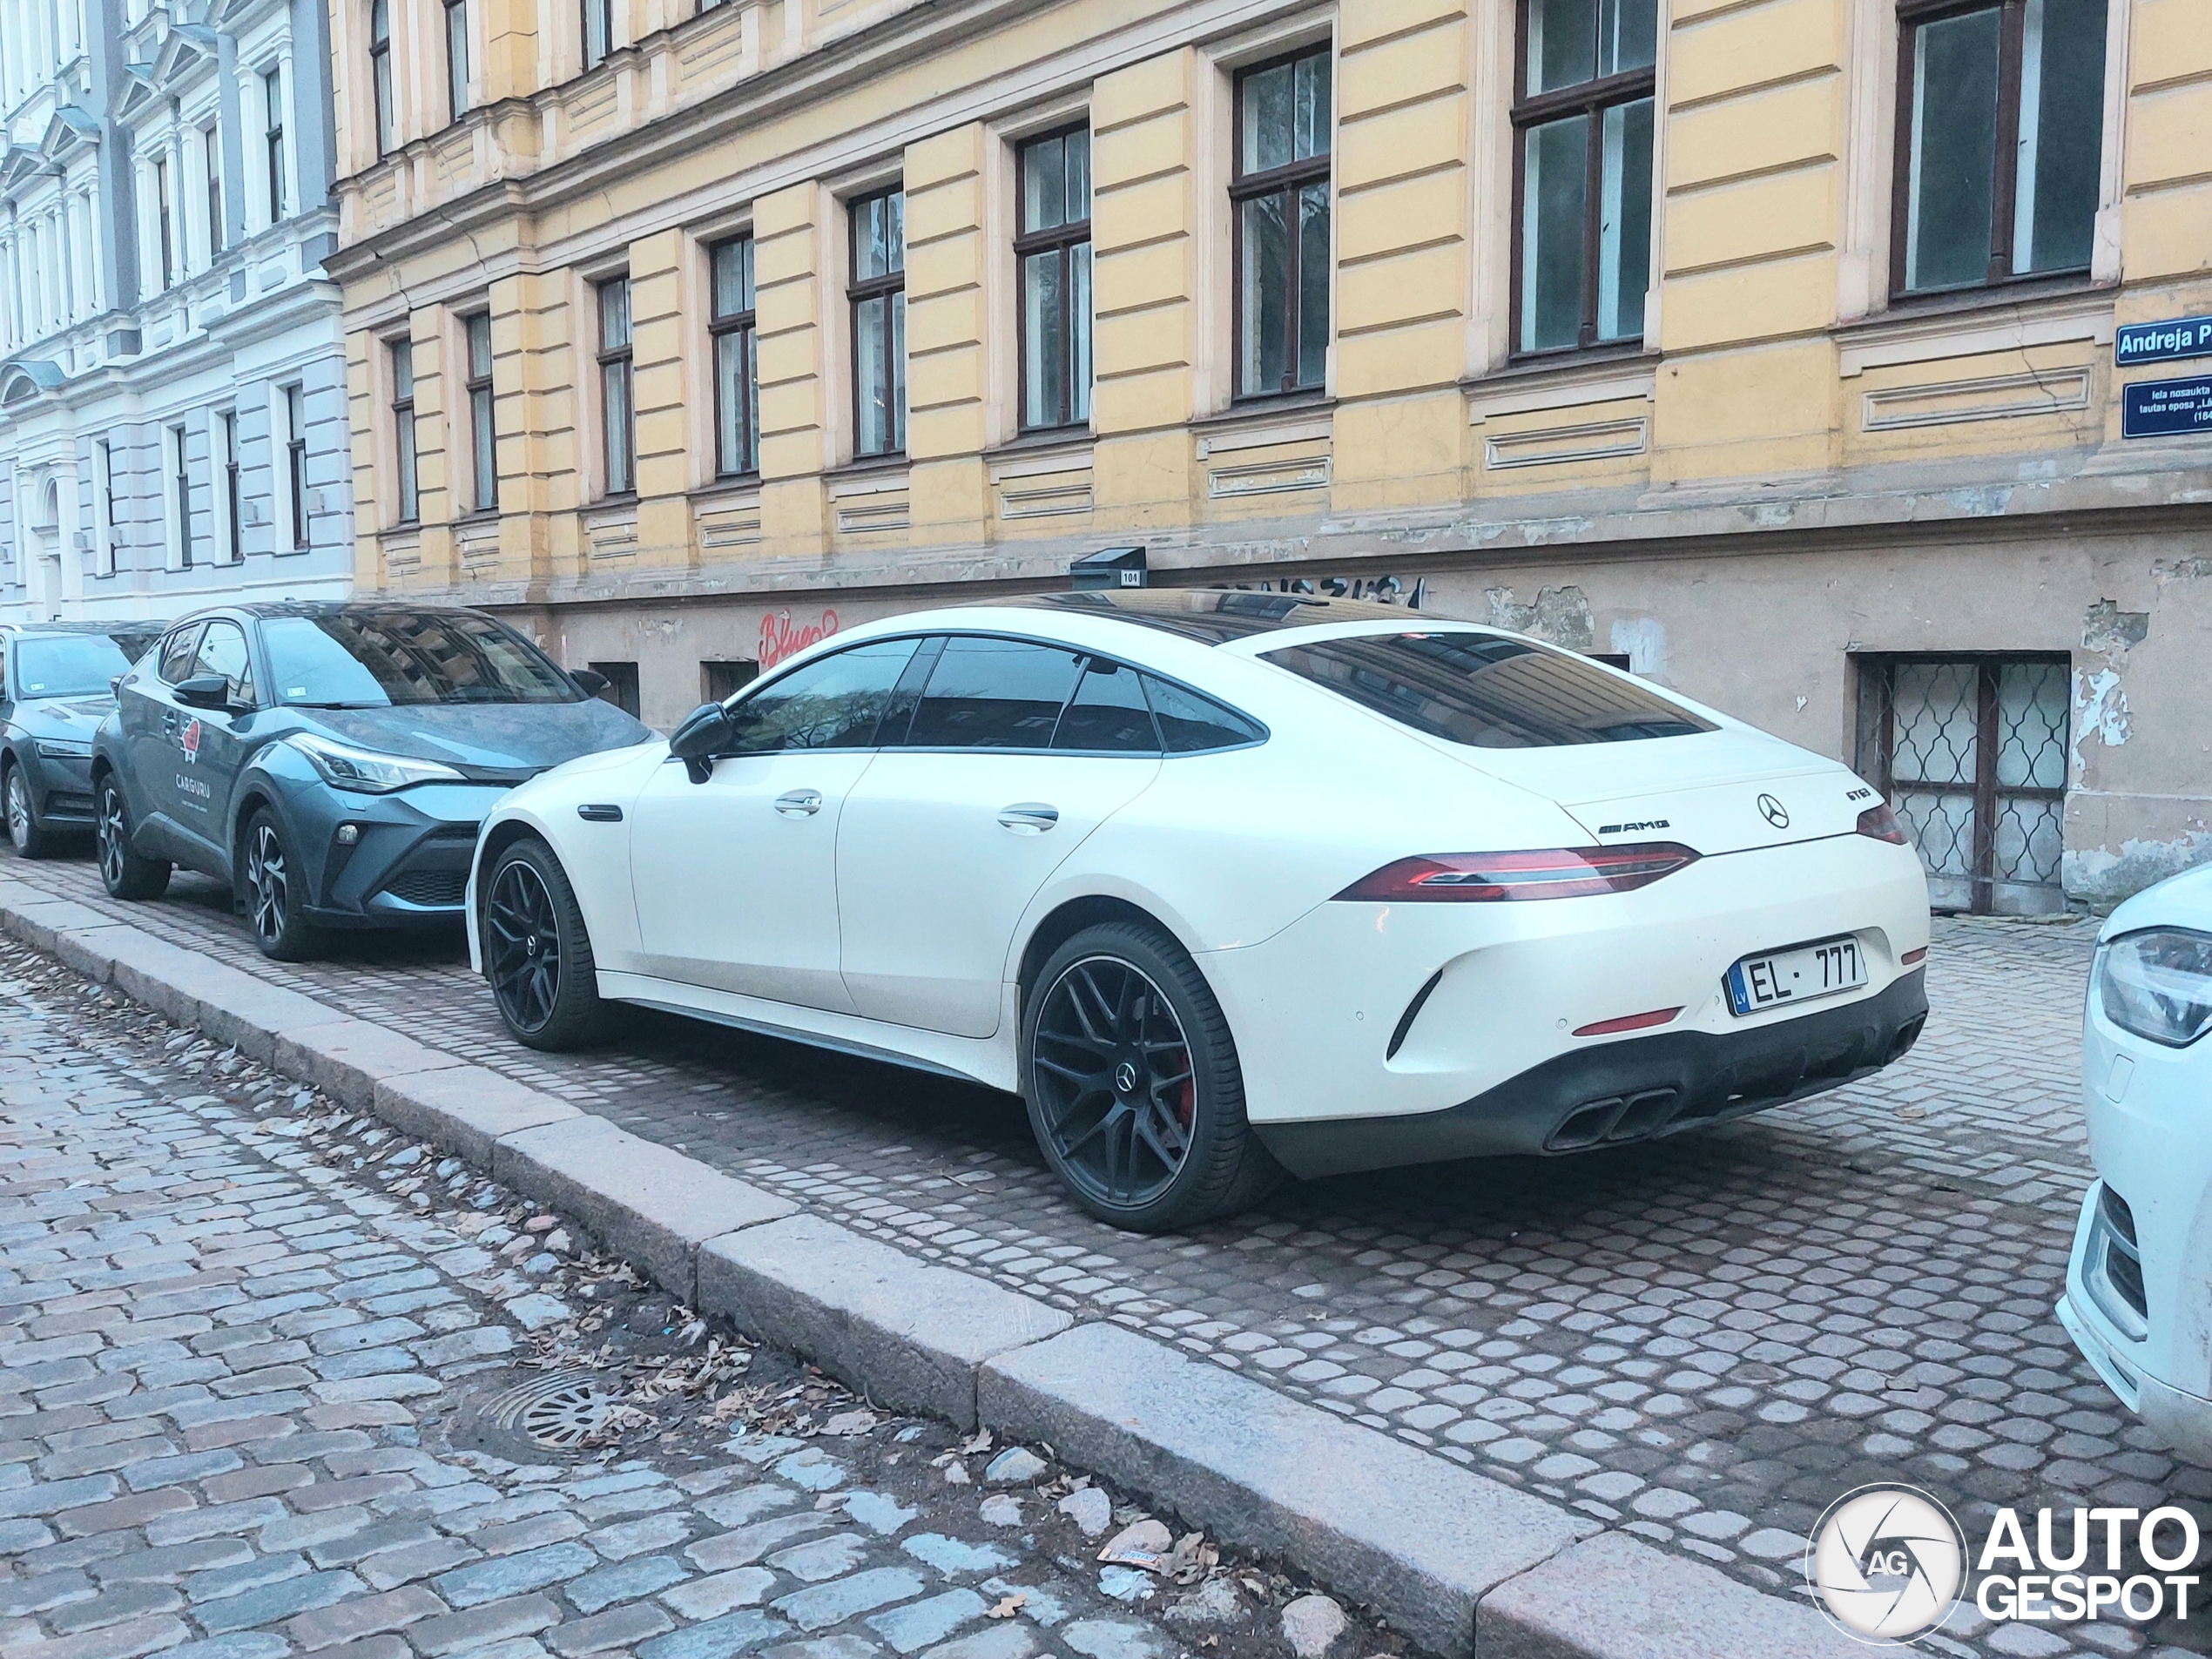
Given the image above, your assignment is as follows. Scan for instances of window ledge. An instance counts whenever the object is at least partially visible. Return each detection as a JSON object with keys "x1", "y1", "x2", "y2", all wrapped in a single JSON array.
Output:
[
  {"x1": 985, "y1": 431, "x2": 1095, "y2": 480},
  {"x1": 1193, "y1": 394, "x2": 1335, "y2": 458},
  {"x1": 690, "y1": 475, "x2": 762, "y2": 507},
  {"x1": 583, "y1": 494, "x2": 639, "y2": 520},
  {"x1": 1466, "y1": 348, "x2": 1660, "y2": 423},
  {"x1": 825, "y1": 456, "x2": 909, "y2": 494},
  {"x1": 1835, "y1": 280, "x2": 2117, "y2": 378}
]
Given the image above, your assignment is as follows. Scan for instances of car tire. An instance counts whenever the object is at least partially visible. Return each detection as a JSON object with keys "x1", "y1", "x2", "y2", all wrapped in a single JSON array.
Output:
[
  {"x1": 243, "y1": 807, "x2": 323, "y2": 961},
  {"x1": 1022, "y1": 920, "x2": 1284, "y2": 1232},
  {"x1": 95, "y1": 774, "x2": 171, "y2": 900},
  {"x1": 483, "y1": 838, "x2": 613, "y2": 1051},
  {"x1": 4, "y1": 759, "x2": 63, "y2": 860}
]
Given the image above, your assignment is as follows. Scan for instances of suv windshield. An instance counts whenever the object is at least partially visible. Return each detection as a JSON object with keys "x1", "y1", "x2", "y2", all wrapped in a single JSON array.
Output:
[
  {"x1": 13, "y1": 631, "x2": 159, "y2": 698},
  {"x1": 1262, "y1": 631, "x2": 1716, "y2": 747},
  {"x1": 264, "y1": 612, "x2": 580, "y2": 707}
]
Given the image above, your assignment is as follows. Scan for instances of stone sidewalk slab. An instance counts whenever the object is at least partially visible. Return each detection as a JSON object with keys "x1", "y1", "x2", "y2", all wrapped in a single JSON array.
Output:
[
  {"x1": 697, "y1": 1213, "x2": 1074, "y2": 1429},
  {"x1": 492, "y1": 1114, "x2": 797, "y2": 1303},
  {"x1": 273, "y1": 1019, "x2": 469, "y2": 1111},
  {"x1": 979, "y1": 1321, "x2": 1599, "y2": 1658}
]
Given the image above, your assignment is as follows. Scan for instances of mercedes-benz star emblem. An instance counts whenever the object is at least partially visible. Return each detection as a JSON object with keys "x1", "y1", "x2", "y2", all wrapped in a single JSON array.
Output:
[
  {"x1": 1757, "y1": 792, "x2": 1791, "y2": 828},
  {"x1": 1114, "y1": 1061, "x2": 1140, "y2": 1094}
]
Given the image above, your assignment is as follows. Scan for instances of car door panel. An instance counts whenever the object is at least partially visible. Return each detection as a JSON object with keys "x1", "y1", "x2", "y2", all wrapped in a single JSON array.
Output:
[
  {"x1": 835, "y1": 640, "x2": 1163, "y2": 1039},
  {"x1": 836, "y1": 752, "x2": 1159, "y2": 1036},
  {"x1": 119, "y1": 624, "x2": 201, "y2": 860},
  {"x1": 625, "y1": 637, "x2": 920, "y2": 1010},
  {"x1": 168, "y1": 620, "x2": 257, "y2": 877}
]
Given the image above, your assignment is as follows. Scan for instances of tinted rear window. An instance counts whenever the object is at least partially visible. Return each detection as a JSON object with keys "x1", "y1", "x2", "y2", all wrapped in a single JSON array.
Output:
[{"x1": 1262, "y1": 632, "x2": 1715, "y2": 747}]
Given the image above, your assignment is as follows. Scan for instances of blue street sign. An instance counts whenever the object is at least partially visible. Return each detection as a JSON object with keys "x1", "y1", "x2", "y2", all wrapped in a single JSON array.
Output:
[
  {"x1": 2121, "y1": 375, "x2": 2212, "y2": 439},
  {"x1": 2115, "y1": 315, "x2": 2212, "y2": 368}
]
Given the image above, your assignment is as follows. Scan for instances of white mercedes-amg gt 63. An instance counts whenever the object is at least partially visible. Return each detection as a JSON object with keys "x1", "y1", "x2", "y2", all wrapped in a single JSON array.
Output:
[{"x1": 468, "y1": 590, "x2": 1931, "y2": 1230}]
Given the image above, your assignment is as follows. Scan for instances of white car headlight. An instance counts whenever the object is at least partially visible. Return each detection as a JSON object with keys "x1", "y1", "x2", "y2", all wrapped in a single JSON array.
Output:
[
  {"x1": 2097, "y1": 927, "x2": 2212, "y2": 1048},
  {"x1": 285, "y1": 732, "x2": 466, "y2": 793},
  {"x1": 34, "y1": 738, "x2": 93, "y2": 759}
]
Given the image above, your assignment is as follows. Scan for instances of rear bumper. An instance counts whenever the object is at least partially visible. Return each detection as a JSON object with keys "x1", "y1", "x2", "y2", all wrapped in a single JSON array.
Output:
[{"x1": 1256, "y1": 967, "x2": 1926, "y2": 1177}]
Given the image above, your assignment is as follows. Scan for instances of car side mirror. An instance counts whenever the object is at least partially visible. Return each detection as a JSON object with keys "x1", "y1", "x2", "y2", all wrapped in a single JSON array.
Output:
[
  {"x1": 174, "y1": 674, "x2": 231, "y2": 711},
  {"x1": 669, "y1": 702, "x2": 733, "y2": 784},
  {"x1": 571, "y1": 667, "x2": 610, "y2": 698}
]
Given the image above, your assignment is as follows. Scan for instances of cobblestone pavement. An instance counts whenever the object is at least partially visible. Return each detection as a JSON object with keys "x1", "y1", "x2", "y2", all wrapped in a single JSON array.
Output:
[
  {"x1": 3, "y1": 853, "x2": 2202, "y2": 1657},
  {"x1": 0, "y1": 939, "x2": 1389, "y2": 1659}
]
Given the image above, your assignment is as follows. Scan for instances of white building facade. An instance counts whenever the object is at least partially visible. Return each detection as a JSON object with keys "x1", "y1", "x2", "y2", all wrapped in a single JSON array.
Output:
[{"x1": 0, "y1": 0, "x2": 351, "y2": 621}]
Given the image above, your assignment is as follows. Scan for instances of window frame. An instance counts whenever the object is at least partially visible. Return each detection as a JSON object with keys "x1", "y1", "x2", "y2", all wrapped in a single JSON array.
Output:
[
  {"x1": 1230, "y1": 44, "x2": 1335, "y2": 401},
  {"x1": 93, "y1": 436, "x2": 118, "y2": 577},
  {"x1": 370, "y1": 0, "x2": 395, "y2": 157},
  {"x1": 596, "y1": 276, "x2": 636, "y2": 498},
  {"x1": 708, "y1": 235, "x2": 759, "y2": 479},
  {"x1": 462, "y1": 312, "x2": 496, "y2": 513},
  {"x1": 154, "y1": 154, "x2": 174, "y2": 289},
  {"x1": 390, "y1": 337, "x2": 419, "y2": 525},
  {"x1": 1014, "y1": 124, "x2": 1093, "y2": 434},
  {"x1": 1887, "y1": 0, "x2": 2101, "y2": 301},
  {"x1": 846, "y1": 187, "x2": 907, "y2": 460},
  {"x1": 284, "y1": 382, "x2": 309, "y2": 550},
  {"x1": 169, "y1": 422, "x2": 192, "y2": 570},
  {"x1": 445, "y1": 0, "x2": 470, "y2": 121},
  {"x1": 582, "y1": 0, "x2": 613, "y2": 70},
  {"x1": 203, "y1": 121, "x2": 224, "y2": 260},
  {"x1": 219, "y1": 408, "x2": 240, "y2": 563},
  {"x1": 264, "y1": 65, "x2": 287, "y2": 219},
  {"x1": 1507, "y1": 0, "x2": 1658, "y2": 360}
]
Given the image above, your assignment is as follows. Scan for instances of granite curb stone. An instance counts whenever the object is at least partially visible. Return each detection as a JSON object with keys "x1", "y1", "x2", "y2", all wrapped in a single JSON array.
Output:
[{"x1": 697, "y1": 1213, "x2": 1075, "y2": 1429}]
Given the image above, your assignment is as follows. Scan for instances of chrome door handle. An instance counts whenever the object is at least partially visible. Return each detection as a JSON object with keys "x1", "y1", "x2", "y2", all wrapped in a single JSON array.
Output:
[
  {"x1": 997, "y1": 803, "x2": 1059, "y2": 834},
  {"x1": 773, "y1": 789, "x2": 823, "y2": 817}
]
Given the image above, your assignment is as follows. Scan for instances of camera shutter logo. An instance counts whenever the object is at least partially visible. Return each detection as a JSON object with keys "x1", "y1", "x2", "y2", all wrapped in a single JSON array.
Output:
[{"x1": 1807, "y1": 1485, "x2": 1966, "y2": 1643}]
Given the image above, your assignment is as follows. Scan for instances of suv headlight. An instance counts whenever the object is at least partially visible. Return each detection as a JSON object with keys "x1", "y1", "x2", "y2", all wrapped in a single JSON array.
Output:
[
  {"x1": 34, "y1": 738, "x2": 93, "y2": 759},
  {"x1": 285, "y1": 732, "x2": 466, "y2": 793},
  {"x1": 2097, "y1": 927, "x2": 2212, "y2": 1048}
]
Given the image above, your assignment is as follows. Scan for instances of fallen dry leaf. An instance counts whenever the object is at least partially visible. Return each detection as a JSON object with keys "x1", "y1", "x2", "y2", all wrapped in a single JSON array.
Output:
[{"x1": 986, "y1": 1594, "x2": 1027, "y2": 1620}]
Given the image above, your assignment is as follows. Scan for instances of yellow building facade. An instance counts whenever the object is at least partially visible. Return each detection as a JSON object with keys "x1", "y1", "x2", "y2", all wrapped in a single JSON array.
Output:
[{"x1": 328, "y1": 0, "x2": 2212, "y2": 910}]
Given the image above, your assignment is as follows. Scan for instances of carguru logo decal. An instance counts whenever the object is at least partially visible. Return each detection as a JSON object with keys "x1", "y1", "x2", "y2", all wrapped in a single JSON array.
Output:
[{"x1": 179, "y1": 718, "x2": 202, "y2": 762}]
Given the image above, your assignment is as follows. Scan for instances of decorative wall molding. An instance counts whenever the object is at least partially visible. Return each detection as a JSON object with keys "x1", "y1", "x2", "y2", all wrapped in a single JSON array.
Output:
[
  {"x1": 1482, "y1": 416, "x2": 1649, "y2": 471},
  {"x1": 1860, "y1": 369, "x2": 2095, "y2": 432}
]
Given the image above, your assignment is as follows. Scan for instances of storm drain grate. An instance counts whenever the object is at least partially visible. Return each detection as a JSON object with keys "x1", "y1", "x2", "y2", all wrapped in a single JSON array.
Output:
[{"x1": 480, "y1": 1372, "x2": 613, "y2": 1450}]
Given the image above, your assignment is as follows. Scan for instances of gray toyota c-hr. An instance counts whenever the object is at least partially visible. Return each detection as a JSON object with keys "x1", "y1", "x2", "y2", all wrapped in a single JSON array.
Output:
[
  {"x1": 91, "y1": 602, "x2": 650, "y2": 960},
  {"x1": 2, "y1": 621, "x2": 161, "y2": 856}
]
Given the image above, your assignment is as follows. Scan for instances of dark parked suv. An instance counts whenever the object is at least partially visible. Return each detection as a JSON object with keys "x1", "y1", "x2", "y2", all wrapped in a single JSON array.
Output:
[
  {"x1": 91, "y1": 602, "x2": 650, "y2": 959},
  {"x1": 1, "y1": 621, "x2": 162, "y2": 856}
]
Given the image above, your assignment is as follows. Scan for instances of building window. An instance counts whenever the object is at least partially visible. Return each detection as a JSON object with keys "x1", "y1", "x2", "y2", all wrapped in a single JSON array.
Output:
[
  {"x1": 703, "y1": 659, "x2": 758, "y2": 702},
  {"x1": 709, "y1": 238, "x2": 758, "y2": 477},
  {"x1": 170, "y1": 423, "x2": 192, "y2": 569},
  {"x1": 464, "y1": 312, "x2": 497, "y2": 512},
  {"x1": 1016, "y1": 127, "x2": 1092, "y2": 431},
  {"x1": 154, "y1": 155, "x2": 174, "y2": 289},
  {"x1": 597, "y1": 277, "x2": 634, "y2": 496},
  {"x1": 1894, "y1": 0, "x2": 2107, "y2": 297},
  {"x1": 1232, "y1": 48, "x2": 1332, "y2": 398},
  {"x1": 93, "y1": 437, "x2": 117, "y2": 577},
  {"x1": 582, "y1": 0, "x2": 612, "y2": 69},
  {"x1": 391, "y1": 339, "x2": 418, "y2": 523},
  {"x1": 370, "y1": 0, "x2": 395, "y2": 156},
  {"x1": 284, "y1": 382, "x2": 309, "y2": 549},
  {"x1": 848, "y1": 189, "x2": 905, "y2": 458},
  {"x1": 445, "y1": 0, "x2": 470, "y2": 120},
  {"x1": 203, "y1": 124, "x2": 224, "y2": 259},
  {"x1": 219, "y1": 410, "x2": 240, "y2": 562},
  {"x1": 1513, "y1": 0, "x2": 1655, "y2": 355},
  {"x1": 587, "y1": 660, "x2": 641, "y2": 718},
  {"x1": 264, "y1": 66, "x2": 287, "y2": 219}
]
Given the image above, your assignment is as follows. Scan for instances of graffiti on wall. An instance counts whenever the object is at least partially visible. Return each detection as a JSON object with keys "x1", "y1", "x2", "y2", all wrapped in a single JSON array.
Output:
[
  {"x1": 1225, "y1": 575, "x2": 1429, "y2": 608},
  {"x1": 760, "y1": 608, "x2": 840, "y2": 670}
]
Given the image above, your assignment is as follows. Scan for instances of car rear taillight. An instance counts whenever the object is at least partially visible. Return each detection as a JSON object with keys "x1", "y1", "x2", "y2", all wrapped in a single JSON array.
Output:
[
  {"x1": 1333, "y1": 843, "x2": 1700, "y2": 903},
  {"x1": 1856, "y1": 803, "x2": 1908, "y2": 845}
]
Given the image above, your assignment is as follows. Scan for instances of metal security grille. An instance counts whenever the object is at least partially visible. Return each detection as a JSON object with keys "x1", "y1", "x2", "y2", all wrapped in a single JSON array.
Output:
[{"x1": 1856, "y1": 654, "x2": 2070, "y2": 915}]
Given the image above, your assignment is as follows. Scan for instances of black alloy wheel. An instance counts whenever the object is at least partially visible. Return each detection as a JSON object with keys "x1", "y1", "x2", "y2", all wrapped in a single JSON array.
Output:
[
  {"x1": 1022, "y1": 921, "x2": 1283, "y2": 1231},
  {"x1": 484, "y1": 839, "x2": 610, "y2": 1051},
  {"x1": 96, "y1": 775, "x2": 170, "y2": 900},
  {"x1": 244, "y1": 808, "x2": 320, "y2": 961},
  {"x1": 4, "y1": 762, "x2": 58, "y2": 858}
]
